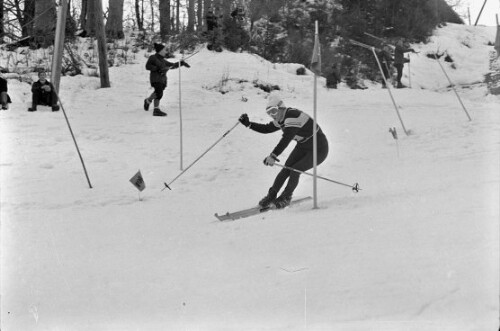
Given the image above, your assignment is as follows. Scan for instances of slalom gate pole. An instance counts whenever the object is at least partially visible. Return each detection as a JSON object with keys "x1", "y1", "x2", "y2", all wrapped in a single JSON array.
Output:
[
  {"x1": 274, "y1": 163, "x2": 360, "y2": 192},
  {"x1": 162, "y1": 121, "x2": 240, "y2": 191},
  {"x1": 370, "y1": 47, "x2": 410, "y2": 136},
  {"x1": 408, "y1": 54, "x2": 412, "y2": 88},
  {"x1": 433, "y1": 53, "x2": 472, "y2": 121},
  {"x1": 54, "y1": 90, "x2": 93, "y2": 189}
]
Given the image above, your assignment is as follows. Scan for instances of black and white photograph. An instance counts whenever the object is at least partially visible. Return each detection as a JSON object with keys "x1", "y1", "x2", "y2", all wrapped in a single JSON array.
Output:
[{"x1": 1, "y1": 0, "x2": 499, "y2": 330}]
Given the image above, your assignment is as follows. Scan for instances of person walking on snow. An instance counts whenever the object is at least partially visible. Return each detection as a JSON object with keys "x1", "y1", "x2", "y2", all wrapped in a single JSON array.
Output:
[
  {"x1": 238, "y1": 94, "x2": 329, "y2": 209},
  {"x1": 144, "y1": 43, "x2": 190, "y2": 117}
]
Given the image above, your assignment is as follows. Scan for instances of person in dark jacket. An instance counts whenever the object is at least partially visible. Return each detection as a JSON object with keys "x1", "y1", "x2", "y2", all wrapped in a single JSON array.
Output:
[
  {"x1": 28, "y1": 71, "x2": 59, "y2": 112},
  {"x1": 238, "y1": 94, "x2": 329, "y2": 209},
  {"x1": 206, "y1": 8, "x2": 219, "y2": 31},
  {"x1": 376, "y1": 43, "x2": 393, "y2": 88},
  {"x1": 0, "y1": 76, "x2": 12, "y2": 110},
  {"x1": 144, "y1": 43, "x2": 190, "y2": 116},
  {"x1": 394, "y1": 39, "x2": 415, "y2": 88}
]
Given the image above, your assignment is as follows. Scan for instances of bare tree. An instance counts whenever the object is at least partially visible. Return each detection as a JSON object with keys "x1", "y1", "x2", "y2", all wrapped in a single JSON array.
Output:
[
  {"x1": 187, "y1": 0, "x2": 196, "y2": 32},
  {"x1": 176, "y1": 0, "x2": 180, "y2": 33},
  {"x1": 135, "y1": 0, "x2": 144, "y2": 31},
  {"x1": 95, "y1": 0, "x2": 110, "y2": 87},
  {"x1": 203, "y1": 0, "x2": 211, "y2": 29},
  {"x1": 81, "y1": 0, "x2": 88, "y2": 31},
  {"x1": 34, "y1": 0, "x2": 56, "y2": 47},
  {"x1": 159, "y1": 0, "x2": 171, "y2": 38},
  {"x1": 197, "y1": 0, "x2": 203, "y2": 31},
  {"x1": 106, "y1": 0, "x2": 125, "y2": 38},
  {"x1": 0, "y1": 0, "x2": 4, "y2": 42},
  {"x1": 150, "y1": 0, "x2": 155, "y2": 32},
  {"x1": 84, "y1": 0, "x2": 96, "y2": 36}
]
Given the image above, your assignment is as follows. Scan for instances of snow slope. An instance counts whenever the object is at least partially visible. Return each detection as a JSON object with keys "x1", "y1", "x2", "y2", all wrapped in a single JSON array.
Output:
[{"x1": 1, "y1": 24, "x2": 499, "y2": 331}]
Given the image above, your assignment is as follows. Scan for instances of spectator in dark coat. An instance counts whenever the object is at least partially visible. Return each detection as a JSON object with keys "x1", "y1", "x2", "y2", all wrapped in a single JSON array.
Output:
[
  {"x1": 376, "y1": 44, "x2": 394, "y2": 88},
  {"x1": 394, "y1": 39, "x2": 415, "y2": 88},
  {"x1": 143, "y1": 43, "x2": 190, "y2": 117},
  {"x1": 28, "y1": 71, "x2": 59, "y2": 112},
  {"x1": 206, "y1": 8, "x2": 219, "y2": 31},
  {"x1": 0, "y1": 77, "x2": 12, "y2": 110}
]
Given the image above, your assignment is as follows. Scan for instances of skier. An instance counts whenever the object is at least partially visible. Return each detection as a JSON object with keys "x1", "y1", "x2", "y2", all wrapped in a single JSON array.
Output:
[
  {"x1": 394, "y1": 39, "x2": 415, "y2": 88},
  {"x1": 28, "y1": 71, "x2": 59, "y2": 112},
  {"x1": 238, "y1": 94, "x2": 329, "y2": 209},
  {"x1": 144, "y1": 43, "x2": 191, "y2": 117},
  {"x1": 0, "y1": 76, "x2": 12, "y2": 110}
]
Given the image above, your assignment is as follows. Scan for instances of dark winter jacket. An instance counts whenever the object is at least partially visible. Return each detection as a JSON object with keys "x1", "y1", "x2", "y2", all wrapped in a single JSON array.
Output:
[
  {"x1": 32, "y1": 80, "x2": 55, "y2": 95},
  {"x1": 377, "y1": 46, "x2": 393, "y2": 63},
  {"x1": 145, "y1": 53, "x2": 181, "y2": 85},
  {"x1": 206, "y1": 12, "x2": 219, "y2": 30},
  {"x1": 0, "y1": 77, "x2": 8, "y2": 93},
  {"x1": 394, "y1": 44, "x2": 413, "y2": 65},
  {"x1": 248, "y1": 108, "x2": 327, "y2": 156}
]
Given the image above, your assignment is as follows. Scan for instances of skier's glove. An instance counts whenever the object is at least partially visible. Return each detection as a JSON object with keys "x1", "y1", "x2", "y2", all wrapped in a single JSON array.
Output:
[
  {"x1": 181, "y1": 60, "x2": 191, "y2": 68},
  {"x1": 263, "y1": 154, "x2": 279, "y2": 166},
  {"x1": 238, "y1": 113, "x2": 251, "y2": 127}
]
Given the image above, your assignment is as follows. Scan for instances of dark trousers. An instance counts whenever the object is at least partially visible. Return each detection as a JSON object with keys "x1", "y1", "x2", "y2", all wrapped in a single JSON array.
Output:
[
  {"x1": 151, "y1": 82, "x2": 166, "y2": 100},
  {"x1": 33, "y1": 90, "x2": 58, "y2": 108},
  {"x1": 271, "y1": 136, "x2": 329, "y2": 198},
  {"x1": 395, "y1": 63, "x2": 404, "y2": 84}
]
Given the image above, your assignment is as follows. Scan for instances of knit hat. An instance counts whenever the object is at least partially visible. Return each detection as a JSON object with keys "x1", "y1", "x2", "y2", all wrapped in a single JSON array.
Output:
[
  {"x1": 266, "y1": 93, "x2": 285, "y2": 110},
  {"x1": 154, "y1": 43, "x2": 166, "y2": 53}
]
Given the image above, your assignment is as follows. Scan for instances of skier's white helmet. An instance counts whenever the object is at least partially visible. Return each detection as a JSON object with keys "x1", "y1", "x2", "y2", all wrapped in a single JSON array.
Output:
[{"x1": 266, "y1": 93, "x2": 285, "y2": 117}]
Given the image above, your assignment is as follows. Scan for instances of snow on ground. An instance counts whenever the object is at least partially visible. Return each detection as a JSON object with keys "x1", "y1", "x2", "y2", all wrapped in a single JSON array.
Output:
[{"x1": 1, "y1": 24, "x2": 499, "y2": 331}]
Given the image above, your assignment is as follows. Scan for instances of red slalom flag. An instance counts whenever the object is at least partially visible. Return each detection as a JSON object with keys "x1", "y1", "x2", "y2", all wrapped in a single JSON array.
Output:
[
  {"x1": 310, "y1": 27, "x2": 321, "y2": 75},
  {"x1": 130, "y1": 170, "x2": 146, "y2": 192}
]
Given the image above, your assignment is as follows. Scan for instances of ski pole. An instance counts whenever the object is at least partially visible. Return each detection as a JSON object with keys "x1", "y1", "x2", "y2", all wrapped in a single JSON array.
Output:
[
  {"x1": 274, "y1": 163, "x2": 360, "y2": 192},
  {"x1": 162, "y1": 121, "x2": 240, "y2": 191}
]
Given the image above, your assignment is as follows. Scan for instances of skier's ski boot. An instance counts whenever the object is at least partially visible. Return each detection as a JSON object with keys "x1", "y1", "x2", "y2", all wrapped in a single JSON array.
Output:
[
  {"x1": 258, "y1": 188, "x2": 277, "y2": 208},
  {"x1": 274, "y1": 195, "x2": 292, "y2": 209}
]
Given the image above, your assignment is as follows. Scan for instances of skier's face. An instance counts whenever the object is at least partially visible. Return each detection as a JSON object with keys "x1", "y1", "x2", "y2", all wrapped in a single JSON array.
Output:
[
  {"x1": 39, "y1": 72, "x2": 47, "y2": 83},
  {"x1": 266, "y1": 106, "x2": 279, "y2": 120}
]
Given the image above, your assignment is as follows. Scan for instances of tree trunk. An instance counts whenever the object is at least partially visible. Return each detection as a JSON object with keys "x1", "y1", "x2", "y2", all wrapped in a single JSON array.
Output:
[
  {"x1": 34, "y1": 0, "x2": 57, "y2": 47},
  {"x1": 135, "y1": 0, "x2": 144, "y2": 31},
  {"x1": 159, "y1": 0, "x2": 171, "y2": 39},
  {"x1": 21, "y1": 0, "x2": 35, "y2": 37},
  {"x1": 150, "y1": 0, "x2": 155, "y2": 33},
  {"x1": 203, "y1": 0, "x2": 211, "y2": 30},
  {"x1": 197, "y1": 0, "x2": 203, "y2": 31},
  {"x1": 187, "y1": 0, "x2": 196, "y2": 32},
  {"x1": 94, "y1": 0, "x2": 110, "y2": 87},
  {"x1": 176, "y1": 0, "x2": 180, "y2": 33},
  {"x1": 81, "y1": 0, "x2": 88, "y2": 30},
  {"x1": 84, "y1": 0, "x2": 96, "y2": 36},
  {"x1": 106, "y1": 0, "x2": 125, "y2": 39}
]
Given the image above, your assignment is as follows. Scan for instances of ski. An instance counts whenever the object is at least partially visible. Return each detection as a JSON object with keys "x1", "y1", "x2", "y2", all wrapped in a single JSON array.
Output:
[{"x1": 215, "y1": 196, "x2": 312, "y2": 222}]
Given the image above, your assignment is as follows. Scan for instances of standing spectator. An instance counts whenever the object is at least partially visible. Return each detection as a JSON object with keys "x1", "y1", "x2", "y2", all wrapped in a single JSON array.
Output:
[
  {"x1": 206, "y1": 8, "x2": 219, "y2": 32},
  {"x1": 0, "y1": 76, "x2": 12, "y2": 110},
  {"x1": 144, "y1": 43, "x2": 190, "y2": 117},
  {"x1": 376, "y1": 43, "x2": 393, "y2": 88},
  {"x1": 394, "y1": 39, "x2": 415, "y2": 88},
  {"x1": 206, "y1": 7, "x2": 223, "y2": 52},
  {"x1": 28, "y1": 71, "x2": 59, "y2": 112}
]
